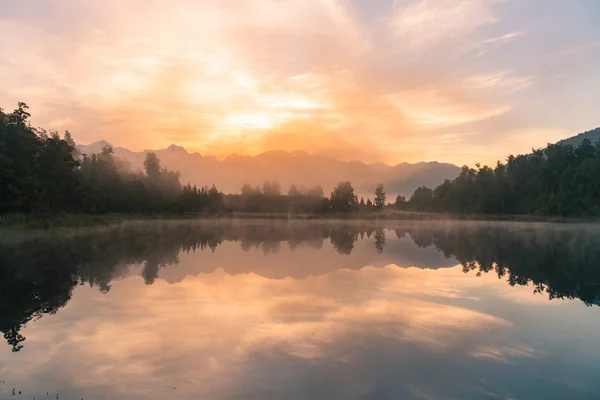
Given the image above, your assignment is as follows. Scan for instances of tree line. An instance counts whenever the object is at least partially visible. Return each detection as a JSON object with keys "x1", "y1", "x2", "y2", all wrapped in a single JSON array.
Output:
[
  {"x1": 224, "y1": 180, "x2": 387, "y2": 213},
  {"x1": 396, "y1": 138, "x2": 600, "y2": 217},
  {"x1": 6, "y1": 101, "x2": 599, "y2": 218},
  {"x1": 1, "y1": 102, "x2": 389, "y2": 215},
  {"x1": 0, "y1": 103, "x2": 224, "y2": 214}
]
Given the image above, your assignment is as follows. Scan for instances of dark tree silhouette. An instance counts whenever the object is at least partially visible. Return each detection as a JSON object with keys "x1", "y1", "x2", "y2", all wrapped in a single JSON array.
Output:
[
  {"x1": 329, "y1": 181, "x2": 358, "y2": 212},
  {"x1": 0, "y1": 103, "x2": 224, "y2": 215},
  {"x1": 374, "y1": 183, "x2": 386, "y2": 210},
  {"x1": 404, "y1": 139, "x2": 600, "y2": 217}
]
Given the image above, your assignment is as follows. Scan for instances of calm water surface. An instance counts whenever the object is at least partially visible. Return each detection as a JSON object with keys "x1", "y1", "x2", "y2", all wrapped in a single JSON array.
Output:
[{"x1": 1, "y1": 220, "x2": 600, "y2": 399}]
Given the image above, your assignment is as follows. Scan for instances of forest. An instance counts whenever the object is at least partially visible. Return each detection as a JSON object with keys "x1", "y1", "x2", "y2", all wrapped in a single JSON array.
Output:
[
  {"x1": 0, "y1": 103, "x2": 223, "y2": 214},
  {"x1": 398, "y1": 138, "x2": 600, "y2": 217},
  {"x1": 2, "y1": 102, "x2": 600, "y2": 218}
]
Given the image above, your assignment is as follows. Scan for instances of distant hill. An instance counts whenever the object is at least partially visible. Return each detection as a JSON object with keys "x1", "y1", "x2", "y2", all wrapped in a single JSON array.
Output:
[
  {"x1": 78, "y1": 142, "x2": 460, "y2": 198},
  {"x1": 556, "y1": 127, "x2": 600, "y2": 147}
]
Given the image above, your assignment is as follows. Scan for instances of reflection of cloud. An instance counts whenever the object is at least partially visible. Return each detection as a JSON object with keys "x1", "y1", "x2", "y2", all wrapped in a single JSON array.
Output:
[
  {"x1": 3, "y1": 265, "x2": 514, "y2": 399},
  {"x1": 470, "y1": 344, "x2": 538, "y2": 362},
  {"x1": 3, "y1": 245, "x2": 600, "y2": 400}
]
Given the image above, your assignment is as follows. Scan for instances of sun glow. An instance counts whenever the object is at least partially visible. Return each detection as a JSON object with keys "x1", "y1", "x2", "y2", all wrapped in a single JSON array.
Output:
[
  {"x1": 1, "y1": 0, "x2": 596, "y2": 165},
  {"x1": 226, "y1": 112, "x2": 274, "y2": 130},
  {"x1": 260, "y1": 96, "x2": 324, "y2": 110}
]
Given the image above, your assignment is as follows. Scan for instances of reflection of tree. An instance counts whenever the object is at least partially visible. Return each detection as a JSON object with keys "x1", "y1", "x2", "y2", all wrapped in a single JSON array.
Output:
[
  {"x1": 405, "y1": 228, "x2": 436, "y2": 249},
  {"x1": 142, "y1": 252, "x2": 180, "y2": 285},
  {"x1": 329, "y1": 226, "x2": 358, "y2": 255},
  {"x1": 4, "y1": 327, "x2": 25, "y2": 353},
  {"x1": 0, "y1": 239, "x2": 79, "y2": 352},
  {"x1": 398, "y1": 225, "x2": 600, "y2": 306},
  {"x1": 374, "y1": 229, "x2": 386, "y2": 254},
  {"x1": 0, "y1": 223, "x2": 204, "y2": 351},
  {"x1": 142, "y1": 260, "x2": 160, "y2": 285},
  {"x1": 3, "y1": 221, "x2": 600, "y2": 352},
  {"x1": 0, "y1": 221, "x2": 356, "y2": 351}
]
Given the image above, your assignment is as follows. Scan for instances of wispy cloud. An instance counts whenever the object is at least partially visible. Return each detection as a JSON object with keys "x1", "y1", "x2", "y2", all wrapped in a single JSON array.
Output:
[
  {"x1": 390, "y1": 0, "x2": 503, "y2": 49},
  {"x1": 481, "y1": 31, "x2": 523, "y2": 45},
  {"x1": 389, "y1": 88, "x2": 510, "y2": 129},
  {"x1": 0, "y1": 0, "x2": 597, "y2": 165},
  {"x1": 464, "y1": 71, "x2": 535, "y2": 92},
  {"x1": 475, "y1": 31, "x2": 523, "y2": 55}
]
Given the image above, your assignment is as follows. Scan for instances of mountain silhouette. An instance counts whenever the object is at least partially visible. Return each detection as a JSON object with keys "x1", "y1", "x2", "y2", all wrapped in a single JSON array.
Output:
[
  {"x1": 556, "y1": 127, "x2": 600, "y2": 148},
  {"x1": 78, "y1": 142, "x2": 460, "y2": 197}
]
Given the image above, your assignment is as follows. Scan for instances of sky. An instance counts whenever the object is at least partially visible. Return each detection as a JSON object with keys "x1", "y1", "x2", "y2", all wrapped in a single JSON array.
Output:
[{"x1": 1, "y1": 0, "x2": 599, "y2": 166}]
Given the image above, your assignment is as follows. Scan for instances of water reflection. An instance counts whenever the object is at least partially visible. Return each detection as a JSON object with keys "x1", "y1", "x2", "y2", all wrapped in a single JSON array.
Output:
[
  {"x1": 1, "y1": 221, "x2": 600, "y2": 399},
  {"x1": 2, "y1": 220, "x2": 600, "y2": 354}
]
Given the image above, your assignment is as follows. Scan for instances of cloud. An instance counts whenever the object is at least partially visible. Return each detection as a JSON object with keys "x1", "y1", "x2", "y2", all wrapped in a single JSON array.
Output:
[
  {"x1": 481, "y1": 31, "x2": 523, "y2": 46},
  {"x1": 389, "y1": 88, "x2": 510, "y2": 130},
  {"x1": 390, "y1": 0, "x2": 503, "y2": 49},
  {"x1": 0, "y1": 0, "x2": 595, "y2": 166},
  {"x1": 464, "y1": 71, "x2": 534, "y2": 92},
  {"x1": 474, "y1": 31, "x2": 523, "y2": 56}
]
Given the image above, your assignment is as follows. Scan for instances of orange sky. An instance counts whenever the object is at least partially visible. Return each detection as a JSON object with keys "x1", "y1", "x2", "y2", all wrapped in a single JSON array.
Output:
[{"x1": 1, "y1": 0, "x2": 599, "y2": 166}]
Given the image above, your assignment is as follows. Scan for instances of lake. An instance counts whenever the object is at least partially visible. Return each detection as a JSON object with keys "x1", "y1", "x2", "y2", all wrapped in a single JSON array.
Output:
[{"x1": 1, "y1": 220, "x2": 600, "y2": 400}]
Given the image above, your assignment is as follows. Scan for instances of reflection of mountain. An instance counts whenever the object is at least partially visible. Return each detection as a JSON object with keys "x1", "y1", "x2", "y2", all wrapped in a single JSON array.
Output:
[
  {"x1": 156, "y1": 234, "x2": 457, "y2": 284},
  {"x1": 2, "y1": 220, "x2": 600, "y2": 352},
  {"x1": 78, "y1": 141, "x2": 460, "y2": 197}
]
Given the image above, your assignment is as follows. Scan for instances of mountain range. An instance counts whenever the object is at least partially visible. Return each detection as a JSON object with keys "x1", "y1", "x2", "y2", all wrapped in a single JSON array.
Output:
[
  {"x1": 78, "y1": 141, "x2": 460, "y2": 198},
  {"x1": 78, "y1": 126, "x2": 600, "y2": 198}
]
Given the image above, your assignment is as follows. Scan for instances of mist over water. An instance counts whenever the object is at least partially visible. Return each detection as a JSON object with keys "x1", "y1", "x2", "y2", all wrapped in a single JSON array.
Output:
[{"x1": 1, "y1": 220, "x2": 600, "y2": 399}]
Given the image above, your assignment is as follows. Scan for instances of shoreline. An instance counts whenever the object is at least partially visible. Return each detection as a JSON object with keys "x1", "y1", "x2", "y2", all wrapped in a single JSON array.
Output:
[{"x1": 0, "y1": 211, "x2": 596, "y2": 230}]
